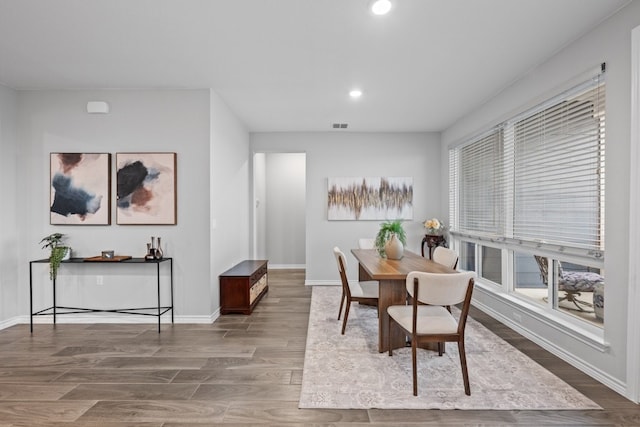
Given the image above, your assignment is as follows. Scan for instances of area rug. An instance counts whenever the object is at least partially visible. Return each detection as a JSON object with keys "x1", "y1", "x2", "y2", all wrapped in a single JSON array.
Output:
[{"x1": 299, "y1": 286, "x2": 601, "y2": 410}]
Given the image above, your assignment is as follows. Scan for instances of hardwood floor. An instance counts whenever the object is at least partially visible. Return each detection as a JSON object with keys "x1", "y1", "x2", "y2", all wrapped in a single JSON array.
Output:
[{"x1": 0, "y1": 269, "x2": 637, "y2": 426}]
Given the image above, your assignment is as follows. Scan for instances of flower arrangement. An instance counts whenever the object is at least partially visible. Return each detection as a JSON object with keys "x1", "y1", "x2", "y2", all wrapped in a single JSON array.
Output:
[{"x1": 423, "y1": 218, "x2": 445, "y2": 235}]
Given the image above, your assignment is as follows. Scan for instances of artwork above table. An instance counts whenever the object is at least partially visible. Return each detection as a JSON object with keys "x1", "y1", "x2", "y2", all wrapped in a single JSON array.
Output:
[
  {"x1": 48, "y1": 152, "x2": 177, "y2": 226},
  {"x1": 327, "y1": 176, "x2": 413, "y2": 220}
]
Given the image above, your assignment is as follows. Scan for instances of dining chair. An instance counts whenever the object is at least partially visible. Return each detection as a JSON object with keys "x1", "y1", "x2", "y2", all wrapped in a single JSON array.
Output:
[
  {"x1": 333, "y1": 247, "x2": 379, "y2": 334},
  {"x1": 358, "y1": 238, "x2": 375, "y2": 249},
  {"x1": 387, "y1": 270, "x2": 476, "y2": 396},
  {"x1": 432, "y1": 246, "x2": 459, "y2": 269}
]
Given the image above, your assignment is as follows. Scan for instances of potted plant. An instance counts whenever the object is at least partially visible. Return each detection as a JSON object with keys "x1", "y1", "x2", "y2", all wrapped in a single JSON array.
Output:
[
  {"x1": 375, "y1": 220, "x2": 407, "y2": 259},
  {"x1": 40, "y1": 233, "x2": 70, "y2": 280}
]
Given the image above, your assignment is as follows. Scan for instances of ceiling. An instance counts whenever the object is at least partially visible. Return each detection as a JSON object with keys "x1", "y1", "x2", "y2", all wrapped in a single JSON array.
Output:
[{"x1": 0, "y1": 0, "x2": 630, "y2": 132}]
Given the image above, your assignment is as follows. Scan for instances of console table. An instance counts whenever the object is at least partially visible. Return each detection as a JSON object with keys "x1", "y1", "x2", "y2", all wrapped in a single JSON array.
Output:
[
  {"x1": 220, "y1": 260, "x2": 268, "y2": 314},
  {"x1": 29, "y1": 257, "x2": 173, "y2": 333}
]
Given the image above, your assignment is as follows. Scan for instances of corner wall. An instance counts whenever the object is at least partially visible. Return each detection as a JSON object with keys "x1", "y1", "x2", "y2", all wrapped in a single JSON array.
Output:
[
  {"x1": 16, "y1": 90, "x2": 213, "y2": 320},
  {"x1": 0, "y1": 84, "x2": 18, "y2": 325},
  {"x1": 441, "y1": 1, "x2": 640, "y2": 399}
]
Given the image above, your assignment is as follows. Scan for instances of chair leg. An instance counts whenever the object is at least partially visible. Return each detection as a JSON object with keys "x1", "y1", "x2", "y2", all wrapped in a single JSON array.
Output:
[
  {"x1": 341, "y1": 299, "x2": 351, "y2": 335},
  {"x1": 458, "y1": 339, "x2": 471, "y2": 396},
  {"x1": 438, "y1": 341, "x2": 444, "y2": 356},
  {"x1": 412, "y1": 340, "x2": 418, "y2": 396},
  {"x1": 338, "y1": 290, "x2": 345, "y2": 320},
  {"x1": 388, "y1": 316, "x2": 393, "y2": 356}
]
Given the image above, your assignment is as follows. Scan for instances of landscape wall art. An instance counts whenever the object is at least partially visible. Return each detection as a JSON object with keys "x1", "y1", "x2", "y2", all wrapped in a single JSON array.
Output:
[
  {"x1": 327, "y1": 176, "x2": 413, "y2": 220},
  {"x1": 50, "y1": 153, "x2": 111, "y2": 225}
]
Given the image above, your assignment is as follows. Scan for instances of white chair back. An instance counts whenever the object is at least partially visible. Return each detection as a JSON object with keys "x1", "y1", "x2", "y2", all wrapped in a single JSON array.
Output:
[
  {"x1": 432, "y1": 246, "x2": 459, "y2": 269},
  {"x1": 406, "y1": 271, "x2": 475, "y2": 306},
  {"x1": 333, "y1": 246, "x2": 347, "y2": 273},
  {"x1": 358, "y1": 238, "x2": 375, "y2": 249}
]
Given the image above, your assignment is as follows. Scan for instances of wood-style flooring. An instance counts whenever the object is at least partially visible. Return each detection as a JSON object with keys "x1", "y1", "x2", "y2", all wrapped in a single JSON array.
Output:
[{"x1": 0, "y1": 269, "x2": 637, "y2": 426}]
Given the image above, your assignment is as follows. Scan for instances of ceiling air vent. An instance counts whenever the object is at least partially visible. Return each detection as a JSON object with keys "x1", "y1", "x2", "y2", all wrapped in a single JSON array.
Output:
[{"x1": 332, "y1": 123, "x2": 348, "y2": 129}]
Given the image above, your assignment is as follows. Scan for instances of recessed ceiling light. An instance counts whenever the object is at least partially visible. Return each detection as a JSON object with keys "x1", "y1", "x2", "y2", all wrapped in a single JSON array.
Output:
[
  {"x1": 371, "y1": 0, "x2": 392, "y2": 15},
  {"x1": 349, "y1": 89, "x2": 363, "y2": 98}
]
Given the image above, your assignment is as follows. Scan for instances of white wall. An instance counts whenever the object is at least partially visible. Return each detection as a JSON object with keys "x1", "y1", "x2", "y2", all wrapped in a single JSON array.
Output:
[
  {"x1": 16, "y1": 90, "x2": 213, "y2": 321},
  {"x1": 209, "y1": 90, "x2": 252, "y2": 315},
  {"x1": 0, "y1": 85, "x2": 19, "y2": 325},
  {"x1": 442, "y1": 2, "x2": 640, "y2": 398},
  {"x1": 251, "y1": 132, "x2": 441, "y2": 284},
  {"x1": 253, "y1": 152, "x2": 267, "y2": 259},
  {"x1": 265, "y1": 153, "x2": 306, "y2": 267}
]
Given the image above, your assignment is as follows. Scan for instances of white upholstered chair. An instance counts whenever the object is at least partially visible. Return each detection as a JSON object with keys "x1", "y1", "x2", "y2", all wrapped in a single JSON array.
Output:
[
  {"x1": 333, "y1": 247, "x2": 379, "y2": 334},
  {"x1": 358, "y1": 238, "x2": 375, "y2": 249},
  {"x1": 387, "y1": 270, "x2": 476, "y2": 396},
  {"x1": 432, "y1": 246, "x2": 459, "y2": 269}
]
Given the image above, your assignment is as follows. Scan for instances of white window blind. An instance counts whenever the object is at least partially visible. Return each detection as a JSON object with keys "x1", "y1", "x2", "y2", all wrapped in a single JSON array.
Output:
[
  {"x1": 450, "y1": 66, "x2": 606, "y2": 254},
  {"x1": 450, "y1": 130, "x2": 504, "y2": 238}
]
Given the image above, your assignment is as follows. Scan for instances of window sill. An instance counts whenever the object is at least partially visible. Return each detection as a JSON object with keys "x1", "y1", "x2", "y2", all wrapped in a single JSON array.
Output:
[{"x1": 473, "y1": 279, "x2": 609, "y2": 353}]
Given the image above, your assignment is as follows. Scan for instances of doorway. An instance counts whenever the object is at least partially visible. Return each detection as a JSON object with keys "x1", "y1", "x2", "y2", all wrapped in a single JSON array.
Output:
[{"x1": 253, "y1": 152, "x2": 306, "y2": 269}]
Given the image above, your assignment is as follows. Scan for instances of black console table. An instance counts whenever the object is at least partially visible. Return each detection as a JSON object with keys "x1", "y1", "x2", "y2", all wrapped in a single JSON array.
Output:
[{"x1": 29, "y1": 257, "x2": 173, "y2": 333}]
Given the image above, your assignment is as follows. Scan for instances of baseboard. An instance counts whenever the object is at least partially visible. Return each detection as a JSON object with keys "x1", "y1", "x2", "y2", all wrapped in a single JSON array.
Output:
[
  {"x1": 1, "y1": 313, "x2": 219, "y2": 329},
  {"x1": 269, "y1": 264, "x2": 306, "y2": 269},
  {"x1": 472, "y1": 299, "x2": 629, "y2": 400},
  {"x1": 304, "y1": 280, "x2": 340, "y2": 286},
  {"x1": 0, "y1": 317, "x2": 19, "y2": 330}
]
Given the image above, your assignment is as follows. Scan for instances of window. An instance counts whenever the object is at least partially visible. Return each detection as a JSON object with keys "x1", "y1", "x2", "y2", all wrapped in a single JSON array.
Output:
[{"x1": 449, "y1": 65, "x2": 606, "y2": 326}]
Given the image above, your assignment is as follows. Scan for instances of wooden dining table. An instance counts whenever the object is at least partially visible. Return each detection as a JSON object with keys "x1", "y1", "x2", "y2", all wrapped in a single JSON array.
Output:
[{"x1": 351, "y1": 248, "x2": 457, "y2": 353}]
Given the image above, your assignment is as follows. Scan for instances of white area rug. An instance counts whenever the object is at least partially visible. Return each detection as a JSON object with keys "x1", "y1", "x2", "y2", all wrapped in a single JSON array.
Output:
[{"x1": 299, "y1": 286, "x2": 601, "y2": 410}]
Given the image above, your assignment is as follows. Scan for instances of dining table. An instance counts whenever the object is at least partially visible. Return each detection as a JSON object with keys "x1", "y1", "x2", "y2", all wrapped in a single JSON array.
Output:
[{"x1": 350, "y1": 248, "x2": 458, "y2": 353}]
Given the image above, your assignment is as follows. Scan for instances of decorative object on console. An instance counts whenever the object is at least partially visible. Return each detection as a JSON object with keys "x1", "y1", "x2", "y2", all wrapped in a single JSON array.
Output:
[
  {"x1": 50, "y1": 153, "x2": 111, "y2": 225},
  {"x1": 40, "y1": 233, "x2": 71, "y2": 280},
  {"x1": 423, "y1": 217, "x2": 445, "y2": 235},
  {"x1": 101, "y1": 250, "x2": 115, "y2": 259},
  {"x1": 421, "y1": 218, "x2": 447, "y2": 258},
  {"x1": 375, "y1": 220, "x2": 406, "y2": 259},
  {"x1": 327, "y1": 176, "x2": 413, "y2": 220},
  {"x1": 84, "y1": 255, "x2": 132, "y2": 262},
  {"x1": 116, "y1": 152, "x2": 177, "y2": 225},
  {"x1": 145, "y1": 236, "x2": 164, "y2": 260}
]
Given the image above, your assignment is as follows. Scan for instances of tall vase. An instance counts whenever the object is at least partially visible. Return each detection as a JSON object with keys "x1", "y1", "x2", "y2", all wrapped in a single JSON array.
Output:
[
  {"x1": 385, "y1": 234, "x2": 404, "y2": 260},
  {"x1": 155, "y1": 237, "x2": 164, "y2": 260}
]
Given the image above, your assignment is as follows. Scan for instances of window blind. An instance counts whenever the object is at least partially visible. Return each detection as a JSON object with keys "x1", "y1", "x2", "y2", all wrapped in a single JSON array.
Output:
[
  {"x1": 450, "y1": 130, "x2": 505, "y2": 238},
  {"x1": 450, "y1": 66, "x2": 606, "y2": 254}
]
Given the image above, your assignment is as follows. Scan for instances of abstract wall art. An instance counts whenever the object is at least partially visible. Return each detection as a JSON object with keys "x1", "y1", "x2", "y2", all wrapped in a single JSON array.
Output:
[
  {"x1": 327, "y1": 176, "x2": 413, "y2": 220},
  {"x1": 116, "y1": 152, "x2": 177, "y2": 225},
  {"x1": 50, "y1": 153, "x2": 111, "y2": 225}
]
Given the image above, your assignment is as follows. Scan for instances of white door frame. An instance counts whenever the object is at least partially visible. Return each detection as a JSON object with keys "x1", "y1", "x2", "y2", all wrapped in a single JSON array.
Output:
[{"x1": 627, "y1": 25, "x2": 640, "y2": 404}]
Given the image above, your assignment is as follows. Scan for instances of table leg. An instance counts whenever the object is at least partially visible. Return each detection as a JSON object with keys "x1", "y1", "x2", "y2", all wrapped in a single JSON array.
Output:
[
  {"x1": 53, "y1": 276, "x2": 57, "y2": 327},
  {"x1": 169, "y1": 259, "x2": 174, "y2": 323},
  {"x1": 29, "y1": 262, "x2": 33, "y2": 333},
  {"x1": 377, "y1": 279, "x2": 407, "y2": 353},
  {"x1": 157, "y1": 262, "x2": 161, "y2": 333}
]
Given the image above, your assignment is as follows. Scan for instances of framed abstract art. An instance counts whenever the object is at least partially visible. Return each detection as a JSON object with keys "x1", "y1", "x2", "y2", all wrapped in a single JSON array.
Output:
[
  {"x1": 116, "y1": 152, "x2": 177, "y2": 225},
  {"x1": 50, "y1": 153, "x2": 111, "y2": 225},
  {"x1": 327, "y1": 176, "x2": 413, "y2": 220}
]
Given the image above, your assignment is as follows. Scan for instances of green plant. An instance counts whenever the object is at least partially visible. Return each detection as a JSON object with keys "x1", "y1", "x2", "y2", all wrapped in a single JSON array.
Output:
[
  {"x1": 40, "y1": 233, "x2": 69, "y2": 280},
  {"x1": 375, "y1": 220, "x2": 407, "y2": 257}
]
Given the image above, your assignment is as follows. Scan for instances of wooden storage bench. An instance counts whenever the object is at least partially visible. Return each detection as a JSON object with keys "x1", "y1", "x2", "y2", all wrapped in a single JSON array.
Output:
[{"x1": 219, "y1": 260, "x2": 268, "y2": 314}]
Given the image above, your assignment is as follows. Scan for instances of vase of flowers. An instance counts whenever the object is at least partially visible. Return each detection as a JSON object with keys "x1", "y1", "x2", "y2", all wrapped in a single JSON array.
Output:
[{"x1": 423, "y1": 218, "x2": 445, "y2": 235}]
